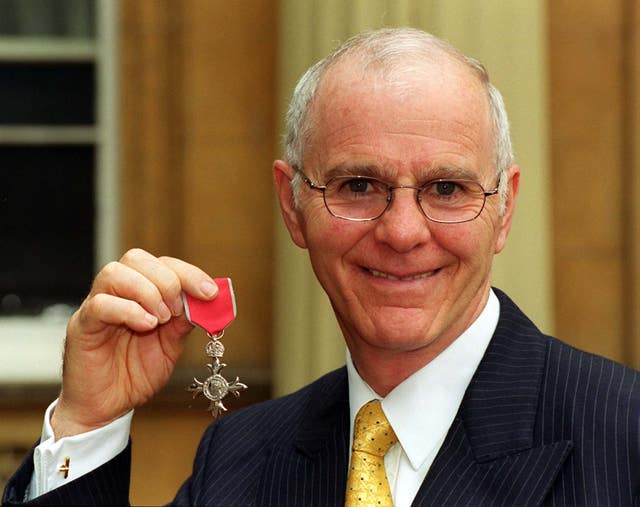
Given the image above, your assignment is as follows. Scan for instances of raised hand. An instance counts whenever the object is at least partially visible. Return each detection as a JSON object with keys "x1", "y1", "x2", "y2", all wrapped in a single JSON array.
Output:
[{"x1": 51, "y1": 248, "x2": 218, "y2": 439}]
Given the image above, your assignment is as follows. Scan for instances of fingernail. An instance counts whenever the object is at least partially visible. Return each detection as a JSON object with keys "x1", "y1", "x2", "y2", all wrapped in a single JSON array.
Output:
[
  {"x1": 200, "y1": 280, "x2": 218, "y2": 298},
  {"x1": 158, "y1": 302, "x2": 172, "y2": 323},
  {"x1": 145, "y1": 313, "x2": 158, "y2": 327}
]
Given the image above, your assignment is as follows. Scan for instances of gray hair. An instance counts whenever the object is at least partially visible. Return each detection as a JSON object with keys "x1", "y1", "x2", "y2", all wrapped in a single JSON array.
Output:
[{"x1": 283, "y1": 27, "x2": 514, "y2": 212}]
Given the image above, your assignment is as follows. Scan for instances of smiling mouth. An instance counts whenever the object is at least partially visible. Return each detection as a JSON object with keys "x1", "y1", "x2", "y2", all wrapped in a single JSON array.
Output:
[{"x1": 367, "y1": 268, "x2": 438, "y2": 281}]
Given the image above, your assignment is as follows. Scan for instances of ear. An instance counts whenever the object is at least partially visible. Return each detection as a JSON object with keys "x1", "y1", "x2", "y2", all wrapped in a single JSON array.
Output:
[
  {"x1": 495, "y1": 164, "x2": 520, "y2": 254},
  {"x1": 273, "y1": 160, "x2": 308, "y2": 249}
]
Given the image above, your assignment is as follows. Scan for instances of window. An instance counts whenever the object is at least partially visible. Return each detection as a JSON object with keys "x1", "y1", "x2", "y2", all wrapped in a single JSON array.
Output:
[{"x1": 0, "y1": 0, "x2": 117, "y2": 383}]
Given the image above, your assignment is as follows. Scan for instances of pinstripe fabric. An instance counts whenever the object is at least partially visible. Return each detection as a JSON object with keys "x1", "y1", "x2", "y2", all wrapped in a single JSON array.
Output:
[
  {"x1": 2, "y1": 443, "x2": 131, "y2": 506},
  {"x1": 175, "y1": 365, "x2": 351, "y2": 507},
  {"x1": 3, "y1": 289, "x2": 639, "y2": 506},
  {"x1": 413, "y1": 289, "x2": 639, "y2": 506}
]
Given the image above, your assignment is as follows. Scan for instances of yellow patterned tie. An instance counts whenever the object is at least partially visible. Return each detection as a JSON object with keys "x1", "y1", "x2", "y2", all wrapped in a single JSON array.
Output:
[{"x1": 345, "y1": 400, "x2": 398, "y2": 507}]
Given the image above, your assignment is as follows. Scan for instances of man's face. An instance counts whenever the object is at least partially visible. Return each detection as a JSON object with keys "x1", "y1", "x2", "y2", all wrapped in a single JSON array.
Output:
[{"x1": 276, "y1": 58, "x2": 519, "y2": 377}]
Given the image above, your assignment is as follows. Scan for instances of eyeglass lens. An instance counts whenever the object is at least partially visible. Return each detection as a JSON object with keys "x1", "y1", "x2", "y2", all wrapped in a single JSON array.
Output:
[{"x1": 323, "y1": 176, "x2": 488, "y2": 222}]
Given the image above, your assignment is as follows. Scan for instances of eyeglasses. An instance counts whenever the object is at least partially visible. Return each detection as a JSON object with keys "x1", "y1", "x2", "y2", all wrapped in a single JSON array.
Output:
[{"x1": 296, "y1": 169, "x2": 500, "y2": 223}]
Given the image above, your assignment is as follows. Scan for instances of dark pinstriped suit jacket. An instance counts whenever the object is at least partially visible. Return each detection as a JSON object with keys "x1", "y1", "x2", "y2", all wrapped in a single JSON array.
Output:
[{"x1": 4, "y1": 290, "x2": 639, "y2": 506}]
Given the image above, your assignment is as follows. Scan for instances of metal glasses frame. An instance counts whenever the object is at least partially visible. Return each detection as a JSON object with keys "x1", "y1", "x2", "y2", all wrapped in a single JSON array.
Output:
[{"x1": 294, "y1": 168, "x2": 501, "y2": 224}]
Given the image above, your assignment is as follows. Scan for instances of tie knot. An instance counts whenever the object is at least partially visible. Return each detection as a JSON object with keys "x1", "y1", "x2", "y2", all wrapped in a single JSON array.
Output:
[{"x1": 352, "y1": 400, "x2": 397, "y2": 457}]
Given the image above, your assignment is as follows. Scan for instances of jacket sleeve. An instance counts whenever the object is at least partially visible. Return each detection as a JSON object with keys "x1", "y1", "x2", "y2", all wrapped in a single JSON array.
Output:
[{"x1": 2, "y1": 443, "x2": 131, "y2": 507}]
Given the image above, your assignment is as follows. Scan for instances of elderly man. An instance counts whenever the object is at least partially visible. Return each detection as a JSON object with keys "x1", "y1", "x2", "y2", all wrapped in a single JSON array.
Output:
[{"x1": 4, "y1": 28, "x2": 638, "y2": 506}]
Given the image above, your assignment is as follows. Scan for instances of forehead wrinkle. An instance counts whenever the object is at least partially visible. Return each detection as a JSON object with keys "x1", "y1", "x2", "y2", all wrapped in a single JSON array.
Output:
[
  {"x1": 322, "y1": 117, "x2": 489, "y2": 160},
  {"x1": 383, "y1": 130, "x2": 484, "y2": 157},
  {"x1": 392, "y1": 118, "x2": 489, "y2": 150},
  {"x1": 308, "y1": 122, "x2": 362, "y2": 162}
]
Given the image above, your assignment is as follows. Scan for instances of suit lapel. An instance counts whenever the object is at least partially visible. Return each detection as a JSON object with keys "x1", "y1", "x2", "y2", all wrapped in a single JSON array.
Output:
[
  {"x1": 413, "y1": 290, "x2": 573, "y2": 506},
  {"x1": 259, "y1": 368, "x2": 350, "y2": 507},
  {"x1": 257, "y1": 292, "x2": 575, "y2": 506}
]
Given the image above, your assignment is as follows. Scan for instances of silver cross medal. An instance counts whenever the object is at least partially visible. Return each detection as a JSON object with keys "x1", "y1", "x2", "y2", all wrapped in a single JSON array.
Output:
[{"x1": 182, "y1": 278, "x2": 247, "y2": 418}]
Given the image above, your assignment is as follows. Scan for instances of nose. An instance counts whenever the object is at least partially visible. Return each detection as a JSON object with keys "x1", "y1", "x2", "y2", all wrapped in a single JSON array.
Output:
[{"x1": 373, "y1": 187, "x2": 433, "y2": 252}]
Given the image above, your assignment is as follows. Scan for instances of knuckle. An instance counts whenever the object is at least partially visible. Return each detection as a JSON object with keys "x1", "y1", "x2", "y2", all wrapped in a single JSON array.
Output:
[
  {"x1": 120, "y1": 247, "x2": 149, "y2": 264},
  {"x1": 91, "y1": 262, "x2": 121, "y2": 292},
  {"x1": 157, "y1": 258, "x2": 182, "y2": 294},
  {"x1": 162, "y1": 273, "x2": 182, "y2": 296},
  {"x1": 99, "y1": 261, "x2": 121, "y2": 278},
  {"x1": 75, "y1": 296, "x2": 100, "y2": 328},
  {"x1": 84, "y1": 293, "x2": 107, "y2": 314}
]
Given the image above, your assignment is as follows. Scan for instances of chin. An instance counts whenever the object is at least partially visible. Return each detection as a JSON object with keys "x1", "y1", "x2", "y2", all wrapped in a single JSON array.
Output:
[
  {"x1": 365, "y1": 332, "x2": 439, "y2": 357},
  {"x1": 363, "y1": 310, "x2": 438, "y2": 348}
]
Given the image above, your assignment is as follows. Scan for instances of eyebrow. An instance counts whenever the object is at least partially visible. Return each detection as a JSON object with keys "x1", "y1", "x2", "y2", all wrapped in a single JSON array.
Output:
[
  {"x1": 322, "y1": 164, "x2": 480, "y2": 183},
  {"x1": 417, "y1": 165, "x2": 480, "y2": 182},
  {"x1": 323, "y1": 164, "x2": 387, "y2": 180}
]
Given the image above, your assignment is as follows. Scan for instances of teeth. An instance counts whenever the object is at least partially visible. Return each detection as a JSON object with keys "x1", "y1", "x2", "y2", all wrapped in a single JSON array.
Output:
[{"x1": 369, "y1": 269, "x2": 435, "y2": 281}]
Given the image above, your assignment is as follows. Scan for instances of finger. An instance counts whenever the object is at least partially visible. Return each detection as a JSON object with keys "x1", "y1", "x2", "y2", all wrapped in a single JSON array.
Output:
[
  {"x1": 75, "y1": 293, "x2": 159, "y2": 335},
  {"x1": 158, "y1": 256, "x2": 218, "y2": 301},
  {"x1": 91, "y1": 261, "x2": 173, "y2": 324},
  {"x1": 118, "y1": 249, "x2": 185, "y2": 317}
]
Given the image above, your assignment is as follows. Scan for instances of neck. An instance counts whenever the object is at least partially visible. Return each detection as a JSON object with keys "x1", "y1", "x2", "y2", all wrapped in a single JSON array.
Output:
[
  {"x1": 348, "y1": 338, "x2": 455, "y2": 396},
  {"x1": 346, "y1": 290, "x2": 492, "y2": 396}
]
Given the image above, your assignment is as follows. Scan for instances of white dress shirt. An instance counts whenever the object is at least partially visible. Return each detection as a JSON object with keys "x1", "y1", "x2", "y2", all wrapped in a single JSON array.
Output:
[
  {"x1": 26, "y1": 401, "x2": 133, "y2": 500},
  {"x1": 347, "y1": 290, "x2": 499, "y2": 507},
  {"x1": 29, "y1": 290, "x2": 499, "y2": 503}
]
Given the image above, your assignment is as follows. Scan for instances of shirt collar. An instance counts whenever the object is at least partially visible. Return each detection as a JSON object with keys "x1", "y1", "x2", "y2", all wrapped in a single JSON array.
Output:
[{"x1": 347, "y1": 289, "x2": 500, "y2": 470}]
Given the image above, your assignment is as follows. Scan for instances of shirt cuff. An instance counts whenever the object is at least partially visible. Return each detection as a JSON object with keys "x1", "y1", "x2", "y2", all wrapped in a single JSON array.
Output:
[{"x1": 26, "y1": 399, "x2": 134, "y2": 500}]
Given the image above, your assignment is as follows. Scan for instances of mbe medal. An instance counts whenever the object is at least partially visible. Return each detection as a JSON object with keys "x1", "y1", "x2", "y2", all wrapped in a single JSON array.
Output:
[{"x1": 182, "y1": 278, "x2": 247, "y2": 418}]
